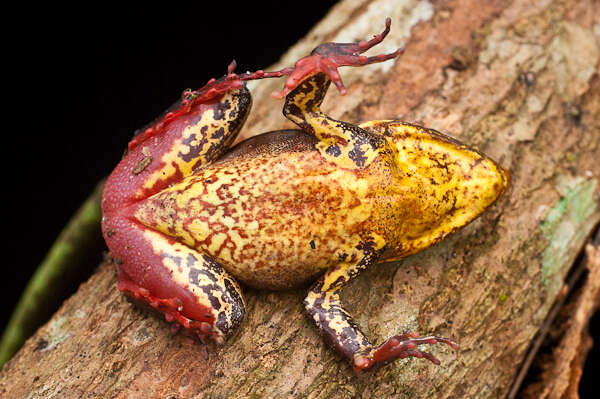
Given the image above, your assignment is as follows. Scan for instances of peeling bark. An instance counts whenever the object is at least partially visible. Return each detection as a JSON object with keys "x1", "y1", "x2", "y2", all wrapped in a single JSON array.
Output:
[
  {"x1": 517, "y1": 237, "x2": 600, "y2": 399},
  {"x1": 1, "y1": 0, "x2": 599, "y2": 398}
]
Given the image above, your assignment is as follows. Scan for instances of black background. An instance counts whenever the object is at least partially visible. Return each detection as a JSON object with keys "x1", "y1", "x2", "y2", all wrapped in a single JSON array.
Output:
[
  {"x1": 4, "y1": 2, "x2": 598, "y2": 395},
  {"x1": 4, "y1": 2, "x2": 336, "y2": 329}
]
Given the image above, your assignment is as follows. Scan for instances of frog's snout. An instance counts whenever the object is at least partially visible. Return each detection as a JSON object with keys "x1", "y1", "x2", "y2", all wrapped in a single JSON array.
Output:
[
  {"x1": 469, "y1": 156, "x2": 510, "y2": 210},
  {"x1": 497, "y1": 164, "x2": 510, "y2": 197},
  {"x1": 488, "y1": 158, "x2": 510, "y2": 201}
]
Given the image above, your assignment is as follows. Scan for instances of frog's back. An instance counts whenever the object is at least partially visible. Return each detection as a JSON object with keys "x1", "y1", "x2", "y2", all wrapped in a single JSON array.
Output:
[
  {"x1": 133, "y1": 124, "x2": 508, "y2": 290},
  {"x1": 134, "y1": 130, "x2": 387, "y2": 289}
]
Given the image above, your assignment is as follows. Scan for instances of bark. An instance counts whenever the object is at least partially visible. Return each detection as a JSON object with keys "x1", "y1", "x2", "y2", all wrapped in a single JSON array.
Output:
[
  {"x1": 517, "y1": 236, "x2": 600, "y2": 399},
  {"x1": 1, "y1": 0, "x2": 599, "y2": 398}
]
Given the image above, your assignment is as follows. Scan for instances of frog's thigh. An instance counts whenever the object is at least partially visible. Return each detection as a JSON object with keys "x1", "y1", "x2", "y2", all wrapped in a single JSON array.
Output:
[
  {"x1": 131, "y1": 88, "x2": 252, "y2": 199},
  {"x1": 115, "y1": 224, "x2": 245, "y2": 341},
  {"x1": 303, "y1": 236, "x2": 383, "y2": 363}
]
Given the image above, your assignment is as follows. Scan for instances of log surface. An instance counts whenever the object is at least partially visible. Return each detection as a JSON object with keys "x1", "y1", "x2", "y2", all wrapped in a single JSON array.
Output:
[{"x1": 2, "y1": 0, "x2": 599, "y2": 398}]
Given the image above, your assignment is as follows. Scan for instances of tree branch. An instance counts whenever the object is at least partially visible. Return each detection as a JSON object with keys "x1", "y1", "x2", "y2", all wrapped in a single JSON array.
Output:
[{"x1": 1, "y1": 0, "x2": 599, "y2": 397}]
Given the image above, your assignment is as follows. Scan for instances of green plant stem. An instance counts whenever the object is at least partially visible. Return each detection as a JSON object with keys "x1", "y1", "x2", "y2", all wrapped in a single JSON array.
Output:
[{"x1": 0, "y1": 181, "x2": 104, "y2": 367}]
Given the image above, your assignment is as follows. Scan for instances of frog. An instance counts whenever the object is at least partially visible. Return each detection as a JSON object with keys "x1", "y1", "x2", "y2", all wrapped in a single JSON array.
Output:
[{"x1": 101, "y1": 18, "x2": 509, "y2": 372}]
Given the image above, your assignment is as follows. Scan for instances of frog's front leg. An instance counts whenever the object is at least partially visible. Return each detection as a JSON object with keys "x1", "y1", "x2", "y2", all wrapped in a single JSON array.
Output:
[
  {"x1": 304, "y1": 236, "x2": 458, "y2": 372},
  {"x1": 272, "y1": 18, "x2": 402, "y2": 169},
  {"x1": 282, "y1": 73, "x2": 389, "y2": 169}
]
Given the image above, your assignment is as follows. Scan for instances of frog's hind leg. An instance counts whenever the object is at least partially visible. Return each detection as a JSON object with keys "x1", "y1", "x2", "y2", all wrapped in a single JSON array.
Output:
[
  {"x1": 105, "y1": 217, "x2": 245, "y2": 343},
  {"x1": 304, "y1": 236, "x2": 458, "y2": 372},
  {"x1": 103, "y1": 78, "x2": 253, "y2": 215}
]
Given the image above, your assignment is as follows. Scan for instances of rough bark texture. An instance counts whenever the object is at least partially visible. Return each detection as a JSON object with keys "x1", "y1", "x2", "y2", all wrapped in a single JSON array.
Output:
[
  {"x1": 1, "y1": 0, "x2": 599, "y2": 398},
  {"x1": 518, "y1": 239, "x2": 600, "y2": 399}
]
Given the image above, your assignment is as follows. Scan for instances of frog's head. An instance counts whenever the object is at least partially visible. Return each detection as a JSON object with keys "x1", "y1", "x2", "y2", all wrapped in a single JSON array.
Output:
[{"x1": 362, "y1": 121, "x2": 509, "y2": 259}]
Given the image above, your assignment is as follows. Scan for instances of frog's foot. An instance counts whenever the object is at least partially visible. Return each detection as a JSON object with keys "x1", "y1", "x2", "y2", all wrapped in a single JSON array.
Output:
[
  {"x1": 304, "y1": 237, "x2": 458, "y2": 373},
  {"x1": 353, "y1": 333, "x2": 459, "y2": 372},
  {"x1": 103, "y1": 216, "x2": 246, "y2": 345},
  {"x1": 269, "y1": 17, "x2": 403, "y2": 98},
  {"x1": 117, "y1": 277, "x2": 224, "y2": 344}
]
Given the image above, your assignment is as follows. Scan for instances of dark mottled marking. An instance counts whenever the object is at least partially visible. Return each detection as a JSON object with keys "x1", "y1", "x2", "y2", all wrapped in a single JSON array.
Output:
[
  {"x1": 216, "y1": 308, "x2": 229, "y2": 334},
  {"x1": 302, "y1": 241, "x2": 384, "y2": 364},
  {"x1": 213, "y1": 99, "x2": 230, "y2": 120},
  {"x1": 205, "y1": 288, "x2": 222, "y2": 311},
  {"x1": 161, "y1": 252, "x2": 182, "y2": 267},
  {"x1": 471, "y1": 156, "x2": 485, "y2": 169},
  {"x1": 304, "y1": 288, "x2": 370, "y2": 361},
  {"x1": 188, "y1": 267, "x2": 218, "y2": 285},
  {"x1": 181, "y1": 133, "x2": 197, "y2": 146},
  {"x1": 341, "y1": 326, "x2": 359, "y2": 341},
  {"x1": 201, "y1": 254, "x2": 224, "y2": 273},
  {"x1": 224, "y1": 279, "x2": 243, "y2": 310},
  {"x1": 348, "y1": 146, "x2": 367, "y2": 167},
  {"x1": 330, "y1": 274, "x2": 347, "y2": 288},
  {"x1": 285, "y1": 103, "x2": 312, "y2": 132},
  {"x1": 186, "y1": 252, "x2": 198, "y2": 264},
  {"x1": 215, "y1": 279, "x2": 245, "y2": 335},
  {"x1": 212, "y1": 127, "x2": 225, "y2": 140},
  {"x1": 203, "y1": 140, "x2": 222, "y2": 160},
  {"x1": 281, "y1": 70, "x2": 389, "y2": 170},
  {"x1": 177, "y1": 88, "x2": 252, "y2": 166},
  {"x1": 179, "y1": 135, "x2": 209, "y2": 162},
  {"x1": 178, "y1": 254, "x2": 247, "y2": 337},
  {"x1": 356, "y1": 238, "x2": 377, "y2": 253},
  {"x1": 325, "y1": 145, "x2": 341, "y2": 157},
  {"x1": 431, "y1": 157, "x2": 450, "y2": 175}
]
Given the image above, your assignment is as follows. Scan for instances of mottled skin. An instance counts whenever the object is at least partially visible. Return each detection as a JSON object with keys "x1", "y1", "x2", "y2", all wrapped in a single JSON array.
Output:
[{"x1": 102, "y1": 19, "x2": 508, "y2": 372}]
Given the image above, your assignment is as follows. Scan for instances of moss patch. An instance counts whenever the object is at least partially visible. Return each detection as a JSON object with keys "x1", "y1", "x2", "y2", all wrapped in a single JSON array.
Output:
[{"x1": 540, "y1": 177, "x2": 598, "y2": 285}]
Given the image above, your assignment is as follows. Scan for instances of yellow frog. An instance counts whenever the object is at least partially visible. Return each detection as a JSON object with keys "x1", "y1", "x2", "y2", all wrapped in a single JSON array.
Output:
[{"x1": 102, "y1": 19, "x2": 508, "y2": 372}]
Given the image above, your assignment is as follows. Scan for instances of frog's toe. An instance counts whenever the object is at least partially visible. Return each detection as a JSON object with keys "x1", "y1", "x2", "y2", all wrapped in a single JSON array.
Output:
[
  {"x1": 170, "y1": 314, "x2": 227, "y2": 345},
  {"x1": 270, "y1": 17, "x2": 403, "y2": 99},
  {"x1": 117, "y1": 277, "x2": 227, "y2": 344},
  {"x1": 353, "y1": 334, "x2": 459, "y2": 372}
]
